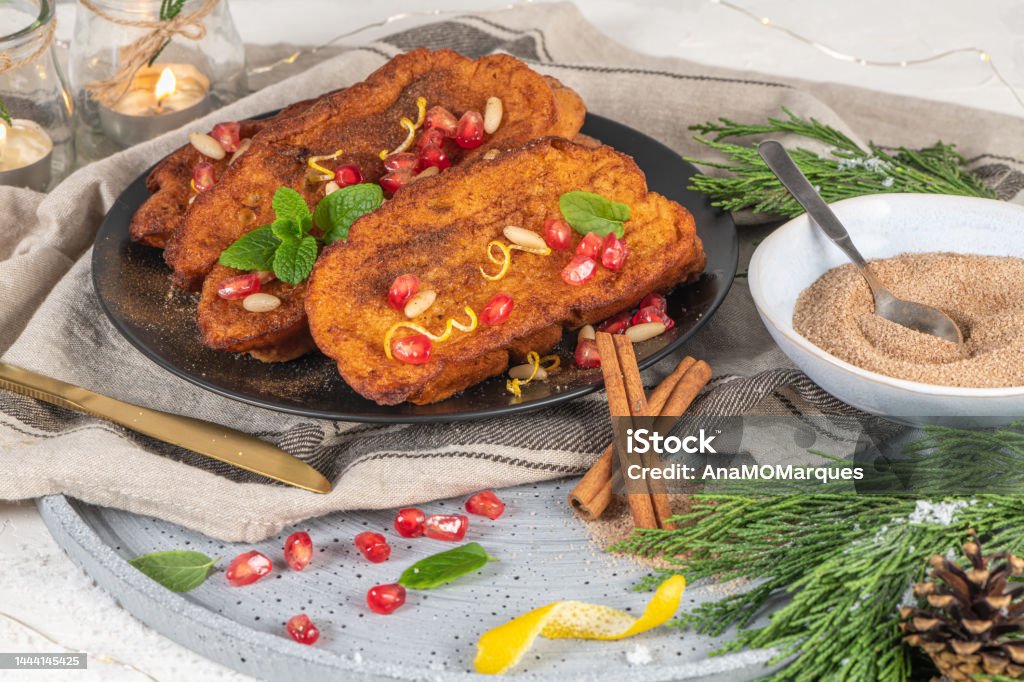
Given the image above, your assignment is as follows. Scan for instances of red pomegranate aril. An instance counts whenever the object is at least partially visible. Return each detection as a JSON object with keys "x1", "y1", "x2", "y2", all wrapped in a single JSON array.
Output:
[
  {"x1": 286, "y1": 614, "x2": 320, "y2": 645},
  {"x1": 424, "y1": 106, "x2": 458, "y2": 136},
  {"x1": 387, "y1": 274, "x2": 420, "y2": 310},
  {"x1": 480, "y1": 293, "x2": 514, "y2": 326},
  {"x1": 561, "y1": 255, "x2": 597, "y2": 286},
  {"x1": 455, "y1": 110, "x2": 484, "y2": 149},
  {"x1": 354, "y1": 531, "x2": 391, "y2": 563},
  {"x1": 380, "y1": 169, "x2": 412, "y2": 193},
  {"x1": 226, "y1": 551, "x2": 272, "y2": 586},
  {"x1": 575, "y1": 232, "x2": 603, "y2": 259},
  {"x1": 544, "y1": 218, "x2": 573, "y2": 251},
  {"x1": 394, "y1": 507, "x2": 426, "y2": 538},
  {"x1": 417, "y1": 126, "x2": 446, "y2": 151},
  {"x1": 416, "y1": 143, "x2": 450, "y2": 171},
  {"x1": 465, "y1": 490, "x2": 505, "y2": 519},
  {"x1": 632, "y1": 305, "x2": 675, "y2": 330},
  {"x1": 217, "y1": 273, "x2": 261, "y2": 300},
  {"x1": 600, "y1": 233, "x2": 629, "y2": 271},
  {"x1": 597, "y1": 310, "x2": 633, "y2": 335},
  {"x1": 392, "y1": 334, "x2": 432, "y2": 365},
  {"x1": 383, "y1": 152, "x2": 418, "y2": 172},
  {"x1": 192, "y1": 162, "x2": 216, "y2": 192},
  {"x1": 333, "y1": 163, "x2": 363, "y2": 187},
  {"x1": 211, "y1": 121, "x2": 241, "y2": 152},
  {"x1": 283, "y1": 531, "x2": 312, "y2": 571},
  {"x1": 575, "y1": 338, "x2": 601, "y2": 368},
  {"x1": 367, "y1": 583, "x2": 406, "y2": 615},
  {"x1": 639, "y1": 292, "x2": 668, "y2": 313},
  {"x1": 423, "y1": 514, "x2": 468, "y2": 542}
]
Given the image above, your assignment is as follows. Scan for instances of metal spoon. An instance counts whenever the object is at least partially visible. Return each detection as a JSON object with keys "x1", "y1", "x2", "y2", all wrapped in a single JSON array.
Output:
[{"x1": 757, "y1": 140, "x2": 964, "y2": 346}]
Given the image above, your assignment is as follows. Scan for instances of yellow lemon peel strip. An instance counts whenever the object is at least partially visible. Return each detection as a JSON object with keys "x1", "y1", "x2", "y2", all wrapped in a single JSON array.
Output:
[
  {"x1": 474, "y1": 575, "x2": 686, "y2": 675},
  {"x1": 379, "y1": 98, "x2": 428, "y2": 160},
  {"x1": 506, "y1": 351, "x2": 541, "y2": 398},
  {"x1": 383, "y1": 306, "x2": 477, "y2": 360},
  {"x1": 307, "y1": 149, "x2": 344, "y2": 177},
  {"x1": 481, "y1": 241, "x2": 552, "y2": 282}
]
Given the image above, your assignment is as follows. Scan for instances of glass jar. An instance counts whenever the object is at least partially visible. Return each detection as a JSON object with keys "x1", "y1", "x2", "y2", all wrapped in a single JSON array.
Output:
[
  {"x1": 0, "y1": 0, "x2": 74, "y2": 191},
  {"x1": 68, "y1": 0, "x2": 246, "y2": 156}
]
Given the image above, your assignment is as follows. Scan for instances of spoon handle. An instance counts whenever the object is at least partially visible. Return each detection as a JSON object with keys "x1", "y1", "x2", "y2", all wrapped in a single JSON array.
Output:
[{"x1": 757, "y1": 140, "x2": 885, "y2": 291}]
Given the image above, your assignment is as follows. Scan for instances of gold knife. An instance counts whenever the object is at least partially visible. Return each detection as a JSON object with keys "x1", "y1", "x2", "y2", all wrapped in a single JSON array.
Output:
[{"x1": 0, "y1": 362, "x2": 332, "y2": 494}]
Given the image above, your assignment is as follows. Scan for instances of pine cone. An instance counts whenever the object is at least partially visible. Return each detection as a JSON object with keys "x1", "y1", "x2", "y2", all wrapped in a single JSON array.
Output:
[{"x1": 901, "y1": 533, "x2": 1024, "y2": 681}]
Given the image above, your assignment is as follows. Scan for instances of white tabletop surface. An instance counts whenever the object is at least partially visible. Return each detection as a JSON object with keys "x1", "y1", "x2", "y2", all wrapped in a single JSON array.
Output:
[{"x1": 3, "y1": 1, "x2": 1023, "y2": 680}]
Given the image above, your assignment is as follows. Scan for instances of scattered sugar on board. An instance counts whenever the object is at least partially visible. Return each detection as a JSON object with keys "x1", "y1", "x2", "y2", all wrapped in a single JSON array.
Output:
[
  {"x1": 625, "y1": 644, "x2": 653, "y2": 665},
  {"x1": 793, "y1": 253, "x2": 1024, "y2": 387}
]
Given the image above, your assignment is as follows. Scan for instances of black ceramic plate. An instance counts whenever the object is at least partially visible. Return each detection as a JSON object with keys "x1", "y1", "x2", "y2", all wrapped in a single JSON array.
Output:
[{"x1": 92, "y1": 114, "x2": 737, "y2": 423}]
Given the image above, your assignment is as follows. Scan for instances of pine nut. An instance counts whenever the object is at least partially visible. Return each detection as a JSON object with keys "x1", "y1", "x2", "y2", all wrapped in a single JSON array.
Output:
[
  {"x1": 577, "y1": 324, "x2": 596, "y2": 343},
  {"x1": 404, "y1": 289, "x2": 437, "y2": 318},
  {"x1": 189, "y1": 132, "x2": 226, "y2": 160},
  {"x1": 482, "y1": 149, "x2": 500, "y2": 160},
  {"x1": 324, "y1": 180, "x2": 340, "y2": 195},
  {"x1": 228, "y1": 137, "x2": 251, "y2": 165},
  {"x1": 243, "y1": 293, "x2": 281, "y2": 313},
  {"x1": 484, "y1": 96, "x2": 503, "y2": 134},
  {"x1": 503, "y1": 225, "x2": 546, "y2": 251},
  {"x1": 625, "y1": 321, "x2": 667, "y2": 343},
  {"x1": 508, "y1": 364, "x2": 547, "y2": 381},
  {"x1": 409, "y1": 166, "x2": 439, "y2": 184}
]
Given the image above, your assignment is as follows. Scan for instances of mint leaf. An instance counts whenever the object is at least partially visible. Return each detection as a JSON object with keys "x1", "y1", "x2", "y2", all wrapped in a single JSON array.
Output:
[
  {"x1": 559, "y1": 191, "x2": 630, "y2": 238},
  {"x1": 271, "y1": 217, "x2": 301, "y2": 242},
  {"x1": 273, "y1": 235, "x2": 318, "y2": 285},
  {"x1": 313, "y1": 183, "x2": 384, "y2": 244},
  {"x1": 398, "y1": 542, "x2": 495, "y2": 590},
  {"x1": 218, "y1": 225, "x2": 280, "y2": 271},
  {"x1": 271, "y1": 187, "x2": 311, "y2": 228},
  {"x1": 129, "y1": 550, "x2": 217, "y2": 593}
]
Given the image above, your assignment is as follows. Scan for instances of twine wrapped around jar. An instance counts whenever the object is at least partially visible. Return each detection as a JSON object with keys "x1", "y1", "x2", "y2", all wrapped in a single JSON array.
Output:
[
  {"x1": 0, "y1": 11, "x2": 57, "y2": 95},
  {"x1": 81, "y1": 0, "x2": 219, "y2": 107}
]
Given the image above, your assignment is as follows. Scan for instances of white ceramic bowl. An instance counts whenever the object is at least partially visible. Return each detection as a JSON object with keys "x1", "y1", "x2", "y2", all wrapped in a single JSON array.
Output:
[{"x1": 748, "y1": 193, "x2": 1024, "y2": 425}]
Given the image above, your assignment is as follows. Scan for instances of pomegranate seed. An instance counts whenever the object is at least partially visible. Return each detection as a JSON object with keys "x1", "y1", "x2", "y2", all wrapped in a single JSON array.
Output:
[
  {"x1": 392, "y1": 334, "x2": 432, "y2": 365},
  {"x1": 380, "y1": 169, "x2": 413, "y2": 193},
  {"x1": 354, "y1": 531, "x2": 391, "y2": 563},
  {"x1": 192, "y1": 162, "x2": 216, "y2": 192},
  {"x1": 211, "y1": 121, "x2": 241, "y2": 152},
  {"x1": 367, "y1": 583, "x2": 406, "y2": 615},
  {"x1": 423, "y1": 514, "x2": 468, "y2": 542},
  {"x1": 632, "y1": 305, "x2": 675, "y2": 330},
  {"x1": 225, "y1": 551, "x2": 272, "y2": 586},
  {"x1": 455, "y1": 110, "x2": 484, "y2": 149},
  {"x1": 639, "y1": 292, "x2": 668, "y2": 313},
  {"x1": 283, "y1": 531, "x2": 312, "y2": 571},
  {"x1": 424, "y1": 106, "x2": 458, "y2": 136},
  {"x1": 383, "y1": 152, "x2": 418, "y2": 172},
  {"x1": 575, "y1": 338, "x2": 601, "y2": 368},
  {"x1": 600, "y1": 233, "x2": 629, "y2": 271},
  {"x1": 417, "y1": 127, "x2": 446, "y2": 151},
  {"x1": 388, "y1": 274, "x2": 420, "y2": 310},
  {"x1": 333, "y1": 163, "x2": 363, "y2": 187},
  {"x1": 286, "y1": 614, "x2": 320, "y2": 645},
  {"x1": 576, "y1": 233, "x2": 603, "y2": 259},
  {"x1": 597, "y1": 310, "x2": 633, "y2": 335},
  {"x1": 544, "y1": 218, "x2": 573, "y2": 251},
  {"x1": 480, "y1": 293, "x2": 514, "y2": 326},
  {"x1": 465, "y1": 491, "x2": 505, "y2": 519},
  {"x1": 217, "y1": 273, "x2": 261, "y2": 300},
  {"x1": 394, "y1": 507, "x2": 426, "y2": 538},
  {"x1": 416, "y1": 143, "x2": 450, "y2": 171},
  {"x1": 561, "y1": 256, "x2": 597, "y2": 286}
]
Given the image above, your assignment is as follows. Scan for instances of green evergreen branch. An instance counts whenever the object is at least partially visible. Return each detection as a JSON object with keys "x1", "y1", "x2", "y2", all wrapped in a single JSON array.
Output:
[
  {"x1": 0, "y1": 96, "x2": 11, "y2": 127},
  {"x1": 147, "y1": 0, "x2": 187, "y2": 67},
  {"x1": 685, "y1": 109, "x2": 996, "y2": 218}
]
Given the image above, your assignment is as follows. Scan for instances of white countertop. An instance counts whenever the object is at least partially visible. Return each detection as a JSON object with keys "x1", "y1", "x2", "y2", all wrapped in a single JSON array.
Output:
[{"x1": 3, "y1": 1, "x2": 1022, "y2": 680}]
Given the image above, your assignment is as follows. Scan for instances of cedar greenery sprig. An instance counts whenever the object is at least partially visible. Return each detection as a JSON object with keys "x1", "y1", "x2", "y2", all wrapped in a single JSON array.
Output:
[
  {"x1": 0, "y1": 97, "x2": 11, "y2": 127},
  {"x1": 610, "y1": 423, "x2": 1024, "y2": 681},
  {"x1": 147, "y1": 0, "x2": 187, "y2": 67},
  {"x1": 685, "y1": 108, "x2": 996, "y2": 218}
]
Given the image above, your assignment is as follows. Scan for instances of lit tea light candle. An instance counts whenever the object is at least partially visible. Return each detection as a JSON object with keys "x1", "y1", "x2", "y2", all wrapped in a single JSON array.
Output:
[
  {"x1": 0, "y1": 119, "x2": 53, "y2": 191},
  {"x1": 98, "y1": 64, "x2": 212, "y2": 148}
]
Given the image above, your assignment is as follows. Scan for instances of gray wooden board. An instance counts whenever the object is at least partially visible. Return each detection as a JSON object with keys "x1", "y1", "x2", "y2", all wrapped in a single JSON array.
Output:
[{"x1": 37, "y1": 481, "x2": 781, "y2": 680}]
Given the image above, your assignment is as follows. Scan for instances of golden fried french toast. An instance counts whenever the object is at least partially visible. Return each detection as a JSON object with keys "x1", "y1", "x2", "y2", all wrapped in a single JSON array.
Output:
[
  {"x1": 305, "y1": 138, "x2": 706, "y2": 405},
  {"x1": 165, "y1": 49, "x2": 586, "y2": 291}
]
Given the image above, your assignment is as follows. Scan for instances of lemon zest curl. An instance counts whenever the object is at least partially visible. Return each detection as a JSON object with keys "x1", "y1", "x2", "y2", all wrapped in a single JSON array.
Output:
[
  {"x1": 307, "y1": 149, "x2": 345, "y2": 178},
  {"x1": 506, "y1": 353, "x2": 560, "y2": 397},
  {"x1": 384, "y1": 306, "x2": 478, "y2": 360},
  {"x1": 379, "y1": 97, "x2": 428, "y2": 160},
  {"x1": 480, "y1": 241, "x2": 551, "y2": 282}
]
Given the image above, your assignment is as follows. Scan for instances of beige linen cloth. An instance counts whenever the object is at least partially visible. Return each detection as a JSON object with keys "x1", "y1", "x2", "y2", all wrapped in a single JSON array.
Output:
[{"x1": 2, "y1": 3, "x2": 1022, "y2": 542}]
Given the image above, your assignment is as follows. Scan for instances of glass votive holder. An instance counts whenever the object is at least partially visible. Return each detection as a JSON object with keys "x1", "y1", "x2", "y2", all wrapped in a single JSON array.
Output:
[
  {"x1": 0, "y1": 0, "x2": 75, "y2": 191},
  {"x1": 68, "y1": 0, "x2": 246, "y2": 154}
]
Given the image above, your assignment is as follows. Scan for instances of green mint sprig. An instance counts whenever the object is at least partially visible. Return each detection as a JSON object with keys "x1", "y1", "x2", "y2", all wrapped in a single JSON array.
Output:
[
  {"x1": 314, "y1": 183, "x2": 383, "y2": 244},
  {"x1": 398, "y1": 542, "x2": 495, "y2": 589},
  {"x1": 559, "y1": 191, "x2": 630, "y2": 238},
  {"x1": 129, "y1": 550, "x2": 218, "y2": 592}
]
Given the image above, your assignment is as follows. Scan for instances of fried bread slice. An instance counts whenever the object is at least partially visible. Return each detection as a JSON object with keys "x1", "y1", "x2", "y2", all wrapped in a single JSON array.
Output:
[
  {"x1": 305, "y1": 138, "x2": 706, "y2": 405},
  {"x1": 165, "y1": 48, "x2": 586, "y2": 291}
]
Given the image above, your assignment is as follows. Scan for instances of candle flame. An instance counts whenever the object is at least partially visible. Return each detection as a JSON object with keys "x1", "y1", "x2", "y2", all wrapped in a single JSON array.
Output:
[{"x1": 154, "y1": 67, "x2": 177, "y2": 103}]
